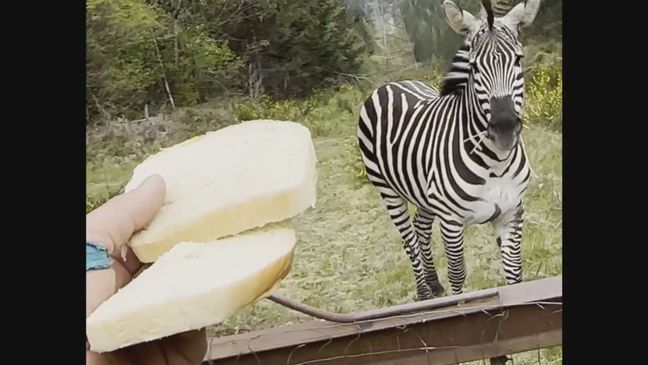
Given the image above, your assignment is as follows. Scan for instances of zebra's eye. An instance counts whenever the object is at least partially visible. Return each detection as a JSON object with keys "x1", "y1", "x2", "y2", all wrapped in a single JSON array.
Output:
[{"x1": 514, "y1": 55, "x2": 523, "y2": 67}]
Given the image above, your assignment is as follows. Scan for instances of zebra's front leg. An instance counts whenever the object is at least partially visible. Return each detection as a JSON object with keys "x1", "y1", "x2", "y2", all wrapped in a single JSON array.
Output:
[
  {"x1": 494, "y1": 204, "x2": 525, "y2": 285},
  {"x1": 413, "y1": 208, "x2": 445, "y2": 297},
  {"x1": 440, "y1": 219, "x2": 466, "y2": 295},
  {"x1": 380, "y1": 193, "x2": 432, "y2": 301},
  {"x1": 488, "y1": 206, "x2": 524, "y2": 365}
]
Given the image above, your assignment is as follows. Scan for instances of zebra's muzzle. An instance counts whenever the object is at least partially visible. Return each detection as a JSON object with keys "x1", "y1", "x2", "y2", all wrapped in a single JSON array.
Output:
[
  {"x1": 487, "y1": 122, "x2": 520, "y2": 151},
  {"x1": 488, "y1": 96, "x2": 521, "y2": 151}
]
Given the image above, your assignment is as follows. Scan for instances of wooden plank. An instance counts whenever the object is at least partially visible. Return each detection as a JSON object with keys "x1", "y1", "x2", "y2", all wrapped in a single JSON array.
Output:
[{"x1": 203, "y1": 276, "x2": 562, "y2": 364}]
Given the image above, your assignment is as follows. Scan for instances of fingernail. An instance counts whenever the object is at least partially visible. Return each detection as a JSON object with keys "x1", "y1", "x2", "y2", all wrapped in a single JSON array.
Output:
[
  {"x1": 137, "y1": 174, "x2": 165, "y2": 191},
  {"x1": 141, "y1": 174, "x2": 161, "y2": 185}
]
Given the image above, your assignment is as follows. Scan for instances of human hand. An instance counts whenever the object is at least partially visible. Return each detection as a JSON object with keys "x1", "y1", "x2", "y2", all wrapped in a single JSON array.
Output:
[{"x1": 86, "y1": 175, "x2": 207, "y2": 365}]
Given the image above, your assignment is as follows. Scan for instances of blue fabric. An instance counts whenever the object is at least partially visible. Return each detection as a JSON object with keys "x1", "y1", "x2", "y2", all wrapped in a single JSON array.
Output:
[{"x1": 86, "y1": 242, "x2": 112, "y2": 271}]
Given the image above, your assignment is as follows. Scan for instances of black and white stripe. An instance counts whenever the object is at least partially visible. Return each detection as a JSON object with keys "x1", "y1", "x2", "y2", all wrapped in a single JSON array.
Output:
[{"x1": 357, "y1": 2, "x2": 537, "y2": 300}]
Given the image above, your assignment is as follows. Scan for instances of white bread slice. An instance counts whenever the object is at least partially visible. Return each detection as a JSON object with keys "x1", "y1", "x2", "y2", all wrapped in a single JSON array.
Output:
[
  {"x1": 123, "y1": 120, "x2": 317, "y2": 263},
  {"x1": 86, "y1": 227, "x2": 296, "y2": 353}
]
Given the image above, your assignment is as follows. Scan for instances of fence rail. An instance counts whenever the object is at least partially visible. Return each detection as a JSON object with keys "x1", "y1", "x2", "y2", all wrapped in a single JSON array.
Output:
[{"x1": 203, "y1": 276, "x2": 561, "y2": 365}]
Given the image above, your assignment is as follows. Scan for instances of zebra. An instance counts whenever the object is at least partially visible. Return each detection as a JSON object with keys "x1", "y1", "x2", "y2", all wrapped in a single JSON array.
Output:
[
  {"x1": 490, "y1": 0, "x2": 522, "y2": 17},
  {"x1": 357, "y1": 0, "x2": 541, "y2": 301}
]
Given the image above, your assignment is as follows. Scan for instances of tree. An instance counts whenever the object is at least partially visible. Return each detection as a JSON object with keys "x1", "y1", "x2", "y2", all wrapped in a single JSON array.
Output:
[
  {"x1": 86, "y1": 0, "x2": 240, "y2": 121},
  {"x1": 215, "y1": 0, "x2": 368, "y2": 98},
  {"x1": 400, "y1": 0, "x2": 464, "y2": 63}
]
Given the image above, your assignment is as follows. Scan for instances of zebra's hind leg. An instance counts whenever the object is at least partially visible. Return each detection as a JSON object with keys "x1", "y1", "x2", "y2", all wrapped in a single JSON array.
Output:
[
  {"x1": 413, "y1": 207, "x2": 445, "y2": 297},
  {"x1": 379, "y1": 191, "x2": 432, "y2": 301},
  {"x1": 439, "y1": 218, "x2": 467, "y2": 295}
]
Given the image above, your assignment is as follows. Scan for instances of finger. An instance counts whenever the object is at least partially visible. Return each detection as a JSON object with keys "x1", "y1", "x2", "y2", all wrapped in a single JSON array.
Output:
[
  {"x1": 118, "y1": 245, "x2": 142, "y2": 276},
  {"x1": 86, "y1": 175, "x2": 166, "y2": 261},
  {"x1": 160, "y1": 328, "x2": 208, "y2": 364},
  {"x1": 96, "y1": 329, "x2": 207, "y2": 365},
  {"x1": 86, "y1": 350, "x2": 129, "y2": 365},
  {"x1": 86, "y1": 263, "x2": 133, "y2": 318}
]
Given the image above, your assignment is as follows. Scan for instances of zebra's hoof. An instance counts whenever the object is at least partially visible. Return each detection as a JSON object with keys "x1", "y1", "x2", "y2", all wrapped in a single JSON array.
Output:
[
  {"x1": 489, "y1": 355, "x2": 511, "y2": 365},
  {"x1": 428, "y1": 282, "x2": 446, "y2": 297},
  {"x1": 415, "y1": 287, "x2": 434, "y2": 301}
]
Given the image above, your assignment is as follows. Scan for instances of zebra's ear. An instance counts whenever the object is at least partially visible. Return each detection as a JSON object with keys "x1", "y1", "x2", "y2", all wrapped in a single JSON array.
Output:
[
  {"x1": 500, "y1": 0, "x2": 541, "y2": 33},
  {"x1": 443, "y1": 0, "x2": 479, "y2": 35}
]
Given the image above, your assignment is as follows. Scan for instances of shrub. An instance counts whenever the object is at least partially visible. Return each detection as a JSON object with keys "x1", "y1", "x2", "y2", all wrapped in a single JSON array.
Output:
[{"x1": 524, "y1": 59, "x2": 562, "y2": 131}]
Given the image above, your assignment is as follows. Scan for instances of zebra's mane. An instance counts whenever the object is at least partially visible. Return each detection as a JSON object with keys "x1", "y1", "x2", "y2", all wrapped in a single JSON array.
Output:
[{"x1": 439, "y1": 41, "x2": 472, "y2": 96}]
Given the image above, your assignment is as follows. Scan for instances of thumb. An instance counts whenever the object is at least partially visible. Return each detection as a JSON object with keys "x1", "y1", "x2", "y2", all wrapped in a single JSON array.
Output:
[{"x1": 86, "y1": 174, "x2": 166, "y2": 260}]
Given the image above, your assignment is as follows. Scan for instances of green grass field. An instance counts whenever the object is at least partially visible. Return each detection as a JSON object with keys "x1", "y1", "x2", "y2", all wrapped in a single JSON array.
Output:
[{"x1": 86, "y1": 89, "x2": 562, "y2": 364}]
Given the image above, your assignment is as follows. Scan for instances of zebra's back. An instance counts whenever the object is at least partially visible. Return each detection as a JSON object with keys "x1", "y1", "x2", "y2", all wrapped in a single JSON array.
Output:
[
  {"x1": 357, "y1": 80, "x2": 442, "y2": 209},
  {"x1": 357, "y1": 80, "x2": 530, "y2": 225}
]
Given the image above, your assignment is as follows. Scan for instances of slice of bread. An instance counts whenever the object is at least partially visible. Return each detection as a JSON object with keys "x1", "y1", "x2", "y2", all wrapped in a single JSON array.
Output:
[
  {"x1": 86, "y1": 227, "x2": 296, "y2": 353},
  {"x1": 123, "y1": 120, "x2": 317, "y2": 263}
]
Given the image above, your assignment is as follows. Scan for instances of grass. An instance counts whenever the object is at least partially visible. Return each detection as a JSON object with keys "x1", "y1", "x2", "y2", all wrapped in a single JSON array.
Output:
[
  {"x1": 204, "y1": 123, "x2": 562, "y2": 364},
  {"x1": 86, "y1": 76, "x2": 563, "y2": 364}
]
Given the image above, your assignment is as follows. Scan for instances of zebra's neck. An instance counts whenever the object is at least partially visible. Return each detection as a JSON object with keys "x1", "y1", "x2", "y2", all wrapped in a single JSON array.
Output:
[
  {"x1": 439, "y1": 42, "x2": 489, "y2": 148},
  {"x1": 454, "y1": 68, "x2": 518, "y2": 167},
  {"x1": 437, "y1": 42, "x2": 518, "y2": 167},
  {"x1": 440, "y1": 42, "x2": 471, "y2": 97},
  {"x1": 464, "y1": 73, "x2": 489, "y2": 131}
]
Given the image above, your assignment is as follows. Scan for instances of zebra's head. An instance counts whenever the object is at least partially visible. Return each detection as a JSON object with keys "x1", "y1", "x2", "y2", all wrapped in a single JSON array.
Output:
[{"x1": 443, "y1": 0, "x2": 541, "y2": 152}]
